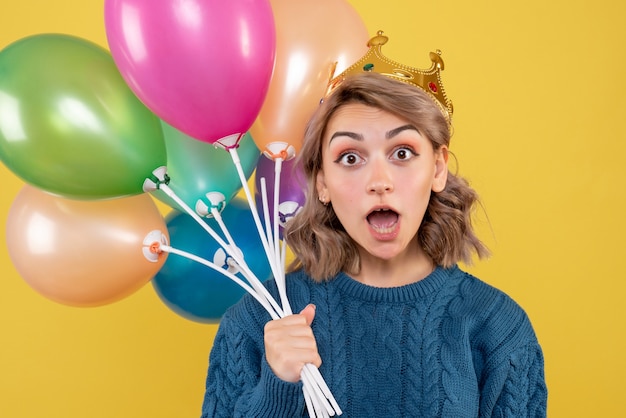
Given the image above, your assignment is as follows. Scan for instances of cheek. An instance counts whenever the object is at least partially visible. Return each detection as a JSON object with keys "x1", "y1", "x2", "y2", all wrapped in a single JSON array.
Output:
[
  {"x1": 328, "y1": 177, "x2": 361, "y2": 201},
  {"x1": 407, "y1": 176, "x2": 436, "y2": 204}
]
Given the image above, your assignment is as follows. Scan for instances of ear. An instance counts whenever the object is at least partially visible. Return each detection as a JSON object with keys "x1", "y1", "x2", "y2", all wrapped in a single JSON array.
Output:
[
  {"x1": 316, "y1": 170, "x2": 329, "y2": 202},
  {"x1": 432, "y1": 146, "x2": 449, "y2": 193}
]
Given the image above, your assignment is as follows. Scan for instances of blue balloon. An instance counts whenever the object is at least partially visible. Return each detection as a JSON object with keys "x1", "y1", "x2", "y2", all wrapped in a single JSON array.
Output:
[{"x1": 153, "y1": 197, "x2": 272, "y2": 323}]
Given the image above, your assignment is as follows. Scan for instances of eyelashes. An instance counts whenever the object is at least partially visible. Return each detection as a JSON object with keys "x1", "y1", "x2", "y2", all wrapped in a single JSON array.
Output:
[
  {"x1": 333, "y1": 146, "x2": 418, "y2": 167},
  {"x1": 391, "y1": 146, "x2": 418, "y2": 160},
  {"x1": 334, "y1": 151, "x2": 362, "y2": 166}
]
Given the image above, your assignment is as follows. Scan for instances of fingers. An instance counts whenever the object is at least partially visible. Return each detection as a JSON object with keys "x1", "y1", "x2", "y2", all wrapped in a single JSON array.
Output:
[
  {"x1": 264, "y1": 305, "x2": 321, "y2": 383},
  {"x1": 300, "y1": 304, "x2": 316, "y2": 326}
]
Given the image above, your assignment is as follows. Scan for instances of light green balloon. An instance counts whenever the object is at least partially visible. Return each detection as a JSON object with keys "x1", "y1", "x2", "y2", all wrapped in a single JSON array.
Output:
[
  {"x1": 0, "y1": 34, "x2": 166, "y2": 199},
  {"x1": 152, "y1": 122, "x2": 260, "y2": 212}
]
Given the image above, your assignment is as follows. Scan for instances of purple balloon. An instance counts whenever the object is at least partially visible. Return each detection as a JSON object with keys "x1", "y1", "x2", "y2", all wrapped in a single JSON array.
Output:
[{"x1": 255, "y1": 156, "x2": 306, "y2": 236}]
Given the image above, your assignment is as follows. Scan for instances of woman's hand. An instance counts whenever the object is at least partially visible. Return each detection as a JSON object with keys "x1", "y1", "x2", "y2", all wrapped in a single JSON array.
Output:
[{"x1": 264, "y1": 304, "x2": 322, "y2": 383}]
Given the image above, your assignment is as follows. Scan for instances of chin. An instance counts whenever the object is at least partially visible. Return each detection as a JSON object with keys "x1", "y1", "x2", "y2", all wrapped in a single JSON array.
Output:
[{"x1": 362, "y1": 245, "x2": 406, "y2": 262}]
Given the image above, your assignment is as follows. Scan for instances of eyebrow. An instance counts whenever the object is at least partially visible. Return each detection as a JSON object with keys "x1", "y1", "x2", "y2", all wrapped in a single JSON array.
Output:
[
  {"x1": 329, "y1": 131, "x2": 363, "y2": 142},
  {"x1": 386, "y1": 124, "x2": 420, "y2": 138},
  {"x1": 329, "y1": 124, "x2": 419, "y2": 143}
]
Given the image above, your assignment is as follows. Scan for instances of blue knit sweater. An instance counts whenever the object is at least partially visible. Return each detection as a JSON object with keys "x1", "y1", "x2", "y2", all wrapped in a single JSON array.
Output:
[{"x1": 201, "y1": 266, "x2": 547, "y2": 417}]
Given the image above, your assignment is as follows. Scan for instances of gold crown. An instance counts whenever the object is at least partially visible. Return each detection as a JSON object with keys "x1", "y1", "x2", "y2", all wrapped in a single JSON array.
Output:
[{"x1": 327, "y1": 31, "x2": 454, "y2": 123}]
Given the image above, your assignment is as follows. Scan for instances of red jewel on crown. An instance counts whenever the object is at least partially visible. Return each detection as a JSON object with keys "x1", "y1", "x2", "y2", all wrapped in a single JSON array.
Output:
[{"x1": 428, "y1": 82, "x2": 438, "y2": 93}]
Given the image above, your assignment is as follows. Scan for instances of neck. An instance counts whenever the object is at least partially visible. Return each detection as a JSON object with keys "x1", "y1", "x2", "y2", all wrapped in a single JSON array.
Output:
[{"x1": 352, "y1": 243, "x2": 435, "y2": 288}]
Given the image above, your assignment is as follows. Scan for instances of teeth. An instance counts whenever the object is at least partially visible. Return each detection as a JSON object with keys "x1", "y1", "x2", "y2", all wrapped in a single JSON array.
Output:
[{"x1": 371, "y1": 225, "x2": 395, "y2": 234}]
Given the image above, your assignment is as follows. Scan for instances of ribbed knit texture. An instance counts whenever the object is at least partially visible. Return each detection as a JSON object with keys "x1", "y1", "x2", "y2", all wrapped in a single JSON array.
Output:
[{"x1": 201, "y1": 266, "x2": 547, "y2": 417}]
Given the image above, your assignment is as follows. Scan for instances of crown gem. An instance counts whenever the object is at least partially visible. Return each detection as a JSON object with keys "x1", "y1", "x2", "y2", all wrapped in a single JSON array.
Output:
[
  {"x1": 428, "y1": 82, "x2": 438, "y2": 93},
  {"x1": 363, "y1": 63, "x2": 374, "y2": 71}
]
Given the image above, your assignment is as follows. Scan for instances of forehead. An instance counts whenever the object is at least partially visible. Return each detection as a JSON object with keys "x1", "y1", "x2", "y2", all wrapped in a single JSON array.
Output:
[{"x1": 327, "y1": 103, "x2": 407, "y2": 127}]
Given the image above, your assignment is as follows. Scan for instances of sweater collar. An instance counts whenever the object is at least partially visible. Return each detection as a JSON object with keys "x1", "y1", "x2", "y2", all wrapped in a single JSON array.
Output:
[{"x1": 332, "y1": 266, "x2": 454, "y2": 303}]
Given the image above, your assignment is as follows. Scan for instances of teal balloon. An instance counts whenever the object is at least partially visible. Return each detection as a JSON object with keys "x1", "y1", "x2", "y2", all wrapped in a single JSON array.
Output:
[
  {"x1": 153, "y1": 198, "x2": 272, "y2": 323},
  {"x1": 152, "y1": 122, "x2": 260, "y2": 212},
  {"x1": 0, "y1": 34, "x2": 166, "y2": 199}
]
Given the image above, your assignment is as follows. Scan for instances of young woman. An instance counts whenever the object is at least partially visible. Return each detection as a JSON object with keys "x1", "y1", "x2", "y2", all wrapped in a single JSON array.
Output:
[{"x1": 201, "y1": 72, "x2": 547, "y2": 417}]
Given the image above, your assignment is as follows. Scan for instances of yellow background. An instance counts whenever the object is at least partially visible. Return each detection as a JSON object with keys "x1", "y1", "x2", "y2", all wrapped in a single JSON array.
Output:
[{"x1": 1, "y1": 0, "x2": 624, "y2": 416}]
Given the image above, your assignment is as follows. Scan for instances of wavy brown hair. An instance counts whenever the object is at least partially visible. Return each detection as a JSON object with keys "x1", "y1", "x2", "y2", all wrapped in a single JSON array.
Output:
[{"x1": 284, "y1": 72, "x2": 489, "y2": 281}]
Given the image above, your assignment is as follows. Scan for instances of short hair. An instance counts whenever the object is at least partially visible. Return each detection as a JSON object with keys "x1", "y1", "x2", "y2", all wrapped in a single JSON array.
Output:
[{"x1": 284, "y1": 72, "x2": 489, "y2": 281}]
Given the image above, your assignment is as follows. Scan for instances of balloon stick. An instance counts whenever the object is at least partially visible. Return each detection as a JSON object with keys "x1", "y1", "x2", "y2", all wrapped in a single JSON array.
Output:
[
  {"x1": 226, "y1": 147, "x2": 285, "y2": 291},
  {"x1": 258, "y1": 178, "x2": 275, "y2": 250},
  {"x1": 157, "y1": 244, "x2": 278, "y2": 319},
  {"x1": 145, "y1": 155, "x2": 342, "y2": 415},
  {"x1": 259, "y1": 176, "x2": 291, "y2": 317},
  {"x1": 143, "y1": 167, "x2": 283, "y2": 318},
  {"x1": 272, "y1": 157, "x2": 292, "y2": 315}
]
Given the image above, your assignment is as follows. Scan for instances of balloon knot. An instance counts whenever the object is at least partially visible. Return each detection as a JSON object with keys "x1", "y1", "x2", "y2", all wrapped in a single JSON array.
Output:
[
  {"x1": 262, "y1": 142, "x2": 296, "y2": 160},
  {"x1": 149, "y1": 242, "x2": 162, "y2": 254},
  {"x1": 218, "y1": 142, "x2": 240, "y2": 151},
  {"x1": 149, "y1": 172, "x2": 170, "y2": 189},
  {"x1": 214, "y1": 133, "x2": 245, "y2": 150},
  {"x1": 265, "y1": 149, "x2": 289, "y2": 161}
]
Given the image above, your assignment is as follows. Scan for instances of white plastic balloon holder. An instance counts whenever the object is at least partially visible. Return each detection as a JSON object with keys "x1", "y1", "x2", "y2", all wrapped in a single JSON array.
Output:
[{"x1": 141, "y1": 138, "x2": 342, "y2": 418}]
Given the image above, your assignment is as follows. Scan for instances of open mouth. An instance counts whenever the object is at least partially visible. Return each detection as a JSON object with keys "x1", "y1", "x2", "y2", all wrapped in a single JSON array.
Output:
[{"x1": 366, "y1": 208, "x2": 399, "y2": 234}]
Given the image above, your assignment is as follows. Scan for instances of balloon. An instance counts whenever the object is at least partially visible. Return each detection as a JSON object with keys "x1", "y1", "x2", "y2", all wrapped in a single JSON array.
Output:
[
  {"x1": 104, "y1": 0, "x2": 276, "y2": 144},
  {"x1": 250, "y1": 0, "x2": 369, "y2": 155},
  {"x1": 0, "y1": 34, "x2": 166, "y2": 200},
  {"x1": 255, "y1": 155, "x2": 305, "y2": 238},
  {"x1": 153, "y1": 198, "x2": 272, "y2": 323},
  {"x1": 5, "y1": 185, "x2": 169, "y2": 307},
  {"x1": 151, "y1": 121, "x2": 260, "y2": 213}
]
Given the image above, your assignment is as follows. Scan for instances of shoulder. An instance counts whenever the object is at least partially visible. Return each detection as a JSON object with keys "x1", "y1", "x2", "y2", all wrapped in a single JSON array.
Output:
[
  {"x1": 445, "y1": 266, "x2": 531, "y2": 322},
  {"x1": 444, "y1": 267, "x2": 540, "y2": 357}
]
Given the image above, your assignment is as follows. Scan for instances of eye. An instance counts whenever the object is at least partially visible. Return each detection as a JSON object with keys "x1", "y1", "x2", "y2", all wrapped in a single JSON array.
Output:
[
  {"x1": 335, "y1": 151, "x2": 363, "y2": 166},
  {"x1": 391, "y1": 146, "x2": 417, "y2": 161}
]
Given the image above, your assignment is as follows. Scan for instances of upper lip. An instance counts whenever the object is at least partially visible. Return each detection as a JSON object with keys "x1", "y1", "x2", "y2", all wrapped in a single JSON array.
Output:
[{"x1": 366, "y1": 205, "x2": 399, "y2": 217}]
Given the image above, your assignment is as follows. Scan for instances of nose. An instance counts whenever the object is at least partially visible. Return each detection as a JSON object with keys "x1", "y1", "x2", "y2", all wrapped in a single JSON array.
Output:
[
  {"x1": 367, "y1": 159, "x2": 394, "y2": 194},
  {"x1": 369, "y1": 181, "x2": 393, "y2": 194}
]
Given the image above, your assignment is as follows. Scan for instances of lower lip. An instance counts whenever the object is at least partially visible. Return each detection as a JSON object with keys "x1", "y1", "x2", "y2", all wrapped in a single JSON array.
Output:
[{"x1": 368, "y1": 220, "x2": 400, "y2": 241}]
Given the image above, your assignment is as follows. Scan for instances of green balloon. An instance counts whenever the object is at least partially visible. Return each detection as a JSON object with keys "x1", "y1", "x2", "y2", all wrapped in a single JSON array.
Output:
[
  {"x1": 152, "y1": 122, "x2": 260, "y2": 212},
  {"x1": 0, "y1": 34, "x2": 166, "y2": 199}
]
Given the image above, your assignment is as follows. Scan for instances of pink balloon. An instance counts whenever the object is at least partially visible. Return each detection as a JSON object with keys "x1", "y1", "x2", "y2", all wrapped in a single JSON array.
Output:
[{"x1": 105, "y1": 0, "x2": 276, "y2": 144}]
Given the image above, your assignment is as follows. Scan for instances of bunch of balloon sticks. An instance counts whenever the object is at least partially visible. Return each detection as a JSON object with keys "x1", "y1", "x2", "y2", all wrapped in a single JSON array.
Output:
[{"x1": 143, "y1": 140, "x2": 342, "y2": 418}]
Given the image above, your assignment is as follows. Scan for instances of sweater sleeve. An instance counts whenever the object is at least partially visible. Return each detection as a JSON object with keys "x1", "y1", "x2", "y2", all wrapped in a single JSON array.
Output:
[
  {"x1": 200, "y1": 303, "x2": 306, "y2": 418},
  {"x1": 479, "y1": 341, "x2": 548, "y2": 418}
]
